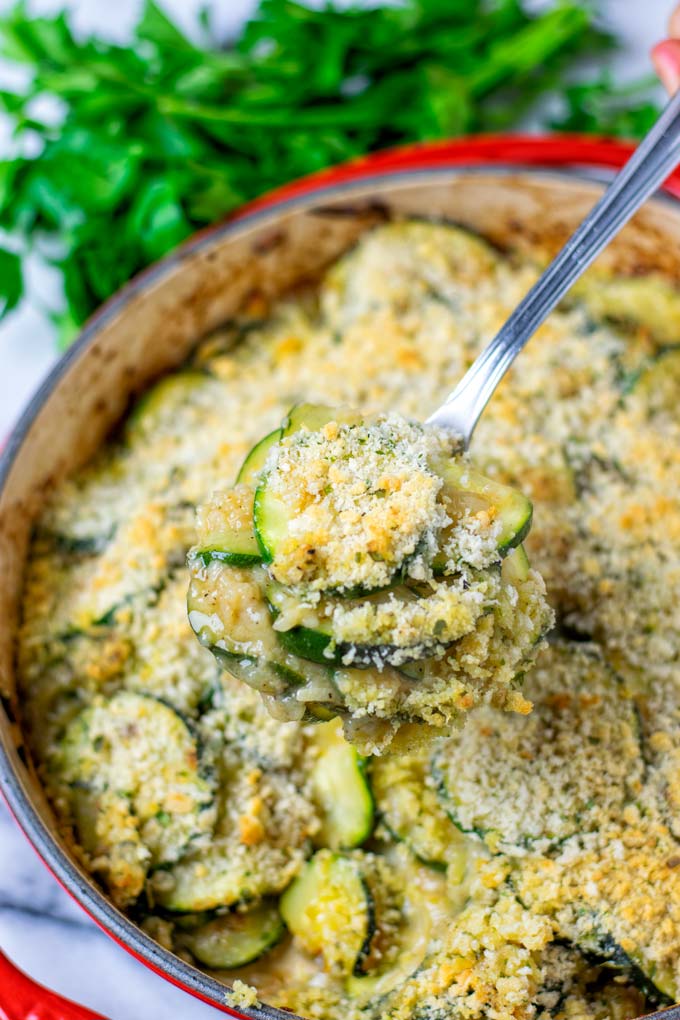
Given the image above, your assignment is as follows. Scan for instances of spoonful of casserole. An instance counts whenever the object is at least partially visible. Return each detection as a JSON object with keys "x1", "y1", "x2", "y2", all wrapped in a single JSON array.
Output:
[{"x1": 188, "y1": 403, "x2": 550, "y2": 752}]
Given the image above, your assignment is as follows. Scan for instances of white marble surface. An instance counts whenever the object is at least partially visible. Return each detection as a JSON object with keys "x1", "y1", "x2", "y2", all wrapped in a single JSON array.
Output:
[
  {"x1": 0, "y1": 0, "x2": 674, "y2": 1016},
  {"x1": 0, "y1": 802, "x2": 221, "y2": 1017}
]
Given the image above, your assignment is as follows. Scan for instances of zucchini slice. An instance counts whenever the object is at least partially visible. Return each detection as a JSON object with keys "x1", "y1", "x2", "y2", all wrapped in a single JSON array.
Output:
[
  {"x1": 57, "y1": 692, "x2": 215, "y2": 905},
  {"x1": 176, "y1": 901, "x2": 284, "y2": 970},
  {"x1": 254, "y1": 404, "x2": 362, "y2": 564},
  {"x1": 370, "y1": 746, "x2": 464, "y2": 870},
  {"x1": 53, "y1": 496, "x2": 194, "y2": 634},
  {"x1": 534, "y1": 942, "x2": 648, "y2": 1020},
  {"x1": 309, "y1": 719, "x2": 374, "y2": 850},
  {"x1": 187, "y1": 564, "x2": 305, "y2": 697},
  {"x1": 499, "y1": 545, "x2": 548, "y2": 646},
  {"x1": 125, "y1": 372, "x2": 212, "y2": 442},
  {"x1": 252, "y1": 406, "x2": 337, "y2": 563},
  {"x1": 155, "y1": 841, "x2": 295, "y2": 914},
  {"x1": 187, "y1": 560, "x2": 350, "y2": 722},
  {"x1": 154, "y1": 764, "x2": 314, "y2": 912},
  {"x1": 281, "y1": 402, "x2": 360, "y2": 438},
  {"x1": 280, "y1": 850, "x2": 374, "y2": 977},
  {"x1": 253, "y1": 481, "x2": 285, "y2": 566},
  {"x1": 433, "y1": 642, "x2": 643, "y2": 854},
  {"x1": 434, "y1": 461, "x2": 532, "y2": 564},
  {"x1": 191, "y1": 546, "x2": 260, "y2": 570},
  {"x1": 190, "y1": 486, "x2": 261, "y2": 568},
  {"x1": 500, "y1": 543, "x2": 530, "y2": 585},
  {"x1": 37, "y1": 449, "x2": 134, "y2": 557},
  {"x1": 345, "y1": 882, "x2": 431, "y2": 1005},
  {"x1": 255, "y1": 403, "x2": 532, "y2": 587},
  {"x1": 265, "y1": 604, "x2": 372, "y2": 667},
  {"x1": 265, "y1": 580, "x2": 336, "y2": 663},
  {"x1": 572, "y1": 923, "x2": 676, "y2": 1007},
  {"x1": 236, "y1": 429, "x2": 282, "y2": 486},
  {"x1": 266, "y1": 577, "x2": 487, "y2": 669}
]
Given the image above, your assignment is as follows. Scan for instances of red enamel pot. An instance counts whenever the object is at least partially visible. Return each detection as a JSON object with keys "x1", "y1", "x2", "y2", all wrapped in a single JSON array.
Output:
[{"x1": 2, "y1": 135, "x2": 680, "y2": 1020}]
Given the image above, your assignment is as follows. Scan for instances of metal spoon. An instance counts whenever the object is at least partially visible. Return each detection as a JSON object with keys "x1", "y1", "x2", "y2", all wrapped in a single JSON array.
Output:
[{"x1": 427, "y1": 89, "x2": 680, "y2": 448}]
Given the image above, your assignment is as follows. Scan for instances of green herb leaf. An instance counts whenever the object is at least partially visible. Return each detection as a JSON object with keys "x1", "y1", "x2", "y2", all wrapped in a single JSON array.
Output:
[
  {"x1": 128, "y1": 178, "x2": 192, "y2": 261},
  {"x1": 552, "y1": 74, "x2": 662, "y2": 138},
  {"x1": 51, "y1": 306, "x2": 80, "y2": 352},
  {"x1": 0, "y1": 247, "x2": 23, "y2": 320}
]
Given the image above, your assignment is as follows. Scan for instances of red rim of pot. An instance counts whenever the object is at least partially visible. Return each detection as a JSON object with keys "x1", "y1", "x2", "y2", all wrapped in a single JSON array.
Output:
[{"x1": 2, "y1": 134, "x2": 680, "y2": 1020}]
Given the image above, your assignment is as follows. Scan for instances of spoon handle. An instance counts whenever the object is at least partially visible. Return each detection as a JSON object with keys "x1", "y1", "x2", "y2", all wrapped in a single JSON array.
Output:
[{"x1": 427, "y1": 88, "x2": 680, "y2": 447}]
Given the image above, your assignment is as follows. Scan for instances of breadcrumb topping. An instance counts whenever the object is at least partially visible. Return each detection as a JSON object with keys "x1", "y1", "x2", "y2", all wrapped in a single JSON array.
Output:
[
  {"x1": 264, "y1": 415, "x2": 452, "y2": 591},
  {"x1": 436, "y1": 642, "x2": 643, "y2": 855}
]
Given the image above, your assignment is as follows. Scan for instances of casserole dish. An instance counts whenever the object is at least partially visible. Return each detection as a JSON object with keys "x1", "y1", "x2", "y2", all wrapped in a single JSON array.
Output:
[{"x1": 2, "y1": 135, "x2": 680, "y2": 1019}]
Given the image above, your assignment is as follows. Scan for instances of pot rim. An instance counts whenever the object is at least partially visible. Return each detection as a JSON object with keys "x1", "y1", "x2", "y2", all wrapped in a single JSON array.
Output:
[{"x1": 3, "y1": 134, "x2": 680, "y2": 1020}]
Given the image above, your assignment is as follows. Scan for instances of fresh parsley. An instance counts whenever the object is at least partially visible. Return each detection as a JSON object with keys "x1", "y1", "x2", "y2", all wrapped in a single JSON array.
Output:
[{"x1": 0, "y1": 0, "x2": 661, "y2": 345}]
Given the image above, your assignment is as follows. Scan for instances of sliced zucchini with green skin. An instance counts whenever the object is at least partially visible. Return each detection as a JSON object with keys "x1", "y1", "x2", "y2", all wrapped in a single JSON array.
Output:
[
  {"x1": 253, "y1": 480, "x2": 285, "y2": 566},
  {"x1": 531, "y1": 941, "x2": 647, "y2": 1020},
  {"x1": 192, "y1": 546, "x2": 260, "y2": 569},
  {"x1": 500, "y1": 546, "x2": 547, "y2": 647},
  {"x1": 57, "y1": 692, "x2": 215, "y2": 905},
  {"x1": 310, "y1": 720, "x2": 374, "y2": 850},
  {"x1": 187, "y1": 562, "x2": 347, "y2": 720},
  {"x1": 36, "y1": 443, "x2": 142, "y2": 557},
  {"x1": 256, "y1": 403, "x2": 532, "y2": 585},
  {"x1": 155, "y1": 763, "x2": 313, "y2": 912},
  {"x1": 500, "y1": 544, "x2": 530, "y2": 585},
  {"x1": 170, "y1": 911, "x2": 213, "y2": 931},
  {"x1": 265, "y1": 580, "x2": 346, "y2": 665},
  {"x1": 568, "y1": 921, "x2": 676, "y2": 1006},
  {"x1": 254, "y1": 404, "x2": 362, "y2": 563},
  {"x1": 187, "y1": 565, "x2": 304, "y2": 697},
  {"x1": 281, "y1": 402, "x2": 361, "y2": 438},
  {"x1": 235, "y1": 429, "x2": 282, "y2": 486},
  {"x1": 280, "y1": 850, "x2": 374, "y2": 977},
  {"x1": 433, "y1": 461, "x2": 533, "y2": 567},
  {"x1": 272, "y1": 620, "x2": 335, "y2": 665},
  {"x1": 266, "y1": 578, "x2": 471, "y2": 669},
  {"x1": 627, "y1": 346, "x2": 680, "y2": 419},
  {"x1": 45, "y1": 530, "x2": 114, "y2": 556},
  {"x1": 125, "y1": 372, "x2": 210, "y2": 441},
  {"x1": 176, "y1": 901, "x2": 284, "y2": 969},
  {"x1": 516, "y1": 841, "x2": 680, "y2": 1009},
  {"x1": 370, "y1": 748, "x2": 463, "y2": 870},
  {"x1": 191, "y1": 486, "x2": 261, "y2": 568},
  {"x1": 190, "y1": 622, "x2": 306, "y2": 698},
  {"x1": 156, "y1": 843, "x2": 291, "y2": 913},
  {"x1": 432, "y1": 642, "x2": 643, "y2": 854},
  {"x1": 346, "y1": 886, "x2": 431, "y2": 1005},
  {"x1": 268, "y1": 592, "x2": 387, "y2": 667}
]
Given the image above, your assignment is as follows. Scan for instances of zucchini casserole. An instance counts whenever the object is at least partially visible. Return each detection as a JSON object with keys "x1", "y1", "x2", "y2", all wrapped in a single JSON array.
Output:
[{"x1": 18, "y1": 220, "x2": 680, "y2": 1020}]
